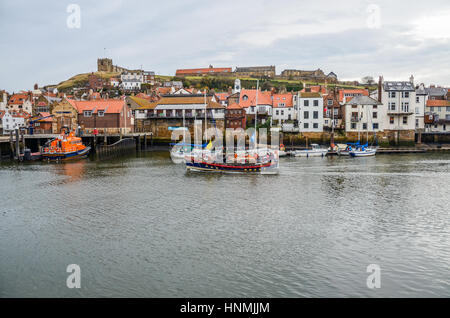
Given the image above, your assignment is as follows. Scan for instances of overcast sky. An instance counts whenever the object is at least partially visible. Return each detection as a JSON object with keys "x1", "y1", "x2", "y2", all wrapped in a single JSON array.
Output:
[{"x1": 0, "y1": 0, "x2": 449, "y2": 92}]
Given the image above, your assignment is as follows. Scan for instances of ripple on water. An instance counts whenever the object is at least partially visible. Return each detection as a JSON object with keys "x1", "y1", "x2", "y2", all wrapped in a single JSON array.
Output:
[{"x1": 0, "y1": 152, "x2": 449, "y2": 297}]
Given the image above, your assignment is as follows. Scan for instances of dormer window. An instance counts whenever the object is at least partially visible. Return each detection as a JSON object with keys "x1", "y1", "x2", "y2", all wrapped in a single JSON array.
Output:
[
  {"x1": 84, "y1": 111, "x2": 92, "y2": 117},
  {"x1": 243, "y1": 95, "x2": 248, "y2": 101},
  {"x1": 98, "y1": 110, "x2": 105, "y2": 117}
]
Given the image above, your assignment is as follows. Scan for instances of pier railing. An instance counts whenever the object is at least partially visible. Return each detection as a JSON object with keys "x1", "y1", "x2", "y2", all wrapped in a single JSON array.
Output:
[{"x1": 96, "y1": 138, "x2": 136, "y2": 160}]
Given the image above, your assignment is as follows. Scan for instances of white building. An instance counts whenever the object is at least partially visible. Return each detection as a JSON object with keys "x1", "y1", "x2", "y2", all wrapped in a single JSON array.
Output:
[
  {"x1": 415, "y1": 83, "x2": 428, "y2": 130},
  {"x1": 7, "y1": 93, "x2": 32, "y2": 114},
  {"x1": 344, "y1": 95, "x2": 383, "y2": 134},
  {"x1": 425, "y1": 100, "x2": 450, "y2": 132},
  {"x1": 272, "y1": 93, "x2": 295, "y2": 124},
  {"x1": 121, "y1": 72, "x2": 143, "y2": 90},
  {"x1": 0, "y1": 109, "x2": 28, "y2": 134},
  {"x1": 296, "y1": 92, "x2": 324, "y2": 132},
  {"x1": 375, "y1": 76, "x2": 417, "y2": 133}
]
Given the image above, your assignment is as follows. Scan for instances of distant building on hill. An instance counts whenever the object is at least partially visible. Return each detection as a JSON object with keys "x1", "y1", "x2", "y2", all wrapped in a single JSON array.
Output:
[
  {"x1": 97, "y1": 58, "x2": 128, "y2": 73},
  {"x1": 175, "y1": 65, "x2": 232, "y2": 77},
  {"x1": 280, "y1": 69, "x2": 337, "y2": 82},
  {"x1": 235, "y1": 66, "x2": 275, "y2": 78}
]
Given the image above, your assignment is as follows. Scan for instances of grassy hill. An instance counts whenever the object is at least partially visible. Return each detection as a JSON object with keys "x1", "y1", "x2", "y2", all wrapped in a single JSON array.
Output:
[{"x1": 57, "y1": 71, "x2": 121, "y2": 91}]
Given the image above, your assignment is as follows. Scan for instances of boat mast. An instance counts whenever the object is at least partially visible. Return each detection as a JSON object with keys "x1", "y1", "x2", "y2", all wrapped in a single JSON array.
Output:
[
  {"x1": 204, "y1": 89, "x2": 207, "y2": 141},
  {"x1": 255, "y1": 80, "x2": 259, "y2": 149},
  {"x1": 331, "y1": 86, "x2": 335, "y2": 146}
]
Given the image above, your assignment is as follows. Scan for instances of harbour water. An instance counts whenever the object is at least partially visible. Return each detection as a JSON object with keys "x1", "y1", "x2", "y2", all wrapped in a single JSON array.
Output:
[{"x1": 1, "y1": 152, "x2": 449, "y2": 297}]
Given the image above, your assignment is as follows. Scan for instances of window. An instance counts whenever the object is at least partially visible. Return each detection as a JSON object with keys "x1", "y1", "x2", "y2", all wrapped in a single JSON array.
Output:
[
  {"x1": 313, "y1": 111, "x2": 319, "y2": 119},
  {"x1": 415, "y1": 107, "x2": 419, "y2": 114},
  {"x1": 84, "y1": 111, "x2": 92, "y2": 117},
  {"x1": 313, "y1": 123, "x2": 318, "y2": 129},
  {"x1": 402, "y1": 102, "x2": 409, "y2": 112},
  {"x1": 281, "y1": 110, "x2": 284, "y2": 116},
  {"x1": 276, "y1": 110, "x2": 279, "y2": 115},
  {"x1": 333, "y1": 109, "x2": 338, "y2": 115},
  {"x1": 304, "y1": 111, "x2": 309, "y2": 119},
  {"x1": 389, "y1": 102, "x2": 396, "y2": 111},
  {"x1": 304, "y1": 123, "x2": 309, "y2": 128},
  {"x1": 98, "y1": 110, "x2": 105, "y2": 117},
  {"x1": 389, "y1": 92, "x2": 396, "y2": 98},
  {"x1": 313, "y1": 100, "x2": 319, "y2": 107},
  {"x1": 327, "y1": 100, "x2": 333, "y2": 106},
  {"x1": 390, "y1": 117, "x2": 394, "y2": 124},
  {"x1": 373, "y1": 112, "x2": 377, "y2": 119},
  {"x1": 403, "y1": 116, "x2": 408, "y2": 124},
  {"x1": 373, "y1": 105, "x2": 377, "y2": 109},
  {"x1": 351, "y1": 123, "x2": 356, "y2": 129},
  {"x1": 304, "y1": 100, "x2": 309, "y2": 107},
  {"x1": 363, "y1": 123, "x2": 367, "y2": 130},
  {"x1": 416, "y1": 96, "x2": 420, "y2": 103},
  {"x1": 403, "y1": 92, "x2": 410, "y2": 98},
  {"x1": 447, "y1": 107, "x2": 450, "y2": 112},
  {"x1": 438, "y1": 107, "x2": 442, "y2": 112},
  {"x1": 373, "y1": 123, "x2": 379, "y2": 130},
  {"x1": 243, "y1": 95, "x2": 248, "y2": 101}
]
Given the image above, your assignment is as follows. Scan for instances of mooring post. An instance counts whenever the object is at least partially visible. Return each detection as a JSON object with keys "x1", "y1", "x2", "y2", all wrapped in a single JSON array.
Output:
[
  {"x1": 9, "y1": 131, "x2": 14, "y2": 158},
  {"x1": 15, "y1": 129, "x2": 20, "y2": 160},
  {"x1": 21, "y1": 132, "x2": 25, "y2": 152},
  {"x1": 144, "y1": 134, "x2": 147, "y2": 151}
]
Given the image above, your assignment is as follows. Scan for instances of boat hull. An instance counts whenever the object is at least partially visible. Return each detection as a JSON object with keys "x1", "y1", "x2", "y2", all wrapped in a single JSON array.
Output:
[
  {"x1": 350, "y1": 149, "x2": 376, "y2": 157},
  {"x1": 186, "y1": 161, "x2": 279, "y2": 174},
  {"x1": 42, "y1": 146, "x2": 91, "y2": 161},
  {"x1": 293, "y1": 150, "x2": 327, "y2": 157}
]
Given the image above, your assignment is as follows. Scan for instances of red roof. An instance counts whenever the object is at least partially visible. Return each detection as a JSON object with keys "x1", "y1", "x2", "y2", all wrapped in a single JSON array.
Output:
[
  {"x1": 135, "y1": 93, "x2": 151, "y2": 100},
  {"x1": 215, "y1": 93, "x2": 229, "y2": 101},
  {"x1": 156, "y1": 87, "x2": 172, "y2": 95},
  {"x1": 427, "y1": 100, "x2": 450, "y2": 107},
  {"x1": 0, "y1": 110, "x2": 31, "y2": 119},
  {"x1": 239, "y1": 89, "x2": 272, "y2": 108},
  {"x1": 176, "y1": 67, "x2": 232, "y2": 76},
  {"x1": 8, "y1": 94, "x2": 29, "y2": 105},
  {"x1": 67, "y1": 99, "x2": 126, "y2": 114},
  {"x1": 300, "y1": 86, "x2": 327, "y2": 94},
  {"x1": 227, "y1": 103, "x2": 243, "y2": 110},
  {"x1": 272, "y1": 94, "x2": 293, "y2": 108},
  {"x1": 339, "y1": 89, "x2": 368, "y2": 102},
  {"x1": 36, "y1": 112, "x2": 53, "y2": 122}
]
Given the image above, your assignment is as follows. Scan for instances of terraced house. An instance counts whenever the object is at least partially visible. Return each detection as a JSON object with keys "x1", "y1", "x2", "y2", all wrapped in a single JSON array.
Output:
[
  {"x1": 377, "y1": 76, "x2": 417, "y2": 143},
  {"x1": 295, "y1": 92, "x2": 324, "y2": 133}
]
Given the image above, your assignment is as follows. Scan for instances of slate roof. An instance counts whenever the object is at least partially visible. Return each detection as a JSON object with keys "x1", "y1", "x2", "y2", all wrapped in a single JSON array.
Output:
[
  {"x1": 383, "y1": 81, "x2": 415, "y2": 91},
  {"x1": 345, "y1": 95, "x2": 382, "y2": 105}
]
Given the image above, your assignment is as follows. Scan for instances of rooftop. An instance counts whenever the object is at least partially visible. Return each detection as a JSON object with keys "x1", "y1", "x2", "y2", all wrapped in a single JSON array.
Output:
[{"x1": 383, "y1": 81, "x2": 415, "y2": 92}]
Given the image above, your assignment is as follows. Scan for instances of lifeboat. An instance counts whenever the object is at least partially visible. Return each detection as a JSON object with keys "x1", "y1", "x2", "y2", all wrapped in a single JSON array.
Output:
[{"x1": 42, "y1": 131, "x2": 91, "y2": 161}]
